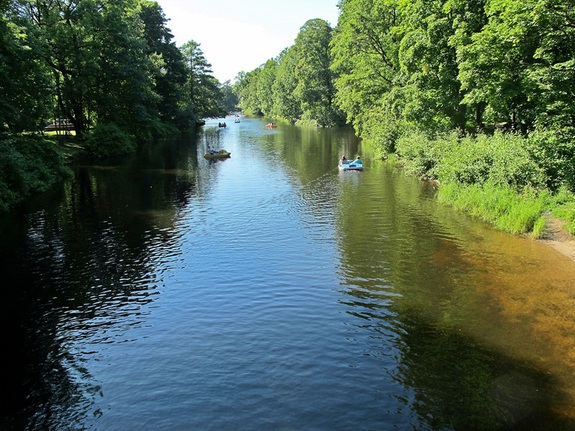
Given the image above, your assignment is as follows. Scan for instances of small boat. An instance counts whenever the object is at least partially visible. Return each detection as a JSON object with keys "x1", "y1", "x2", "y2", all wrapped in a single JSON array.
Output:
[
  {"x1": 338, "y1": 157, "x2": 363, "y2": 171},
  {"x1": 204, "y1": 149, "x2": 231, "y2": 159},
  {"x1": 266, "y1": 122, "x2": 277, "y2": 129},
  {"x1": 234, "y1": 118, "x2": 240, "y2": 123}
]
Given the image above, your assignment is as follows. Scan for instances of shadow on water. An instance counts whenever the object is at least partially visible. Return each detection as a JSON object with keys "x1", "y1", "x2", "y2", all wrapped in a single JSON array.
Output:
[
  {"x1": 253, "y1": 122, "x2": 575, "y2": 429},
  {"x1": 0, "y1": 133, "x2": 204, "y2": 430}
]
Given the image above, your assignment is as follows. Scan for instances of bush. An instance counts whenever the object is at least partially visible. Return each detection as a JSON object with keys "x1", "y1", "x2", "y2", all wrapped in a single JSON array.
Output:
[
  {"x1": 436, "y1": 132, "x2": 545, "y2": 189},
  {"x1": 83, "y1": 123, "x2": 136, "y2": 160},
  {"x1": 362, "y1": 109, "x2": 401, "y2": 155},
  {"x1": 394, "y1": 129, "x2": 452, "y2": 178},
  {"x1": 527, "y1": 127, "x2": 575, "y2": 192},
  {"x1": 0, "y1": 135, "x2": 72, "y2": 212}
]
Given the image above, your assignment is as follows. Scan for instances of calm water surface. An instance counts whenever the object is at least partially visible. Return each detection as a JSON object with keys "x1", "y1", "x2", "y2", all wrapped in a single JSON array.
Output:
[{"x1": 2, "y1": 117, "x2": 575, "y2": 430}]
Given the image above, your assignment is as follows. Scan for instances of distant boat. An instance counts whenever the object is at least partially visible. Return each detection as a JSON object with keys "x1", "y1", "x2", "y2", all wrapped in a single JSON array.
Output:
[
  {"x1": 204, "y1": 149, "x2": 231, "y2": 159},
  {"x1": 266, "y1": 122, "x2": 277, "y2": 128},
  {"x1": 338, "y1": 157, "x2": 363, "y2": 171},
  {"x1": 234, "y1": 118, "x2": 240, "y2": 123}
]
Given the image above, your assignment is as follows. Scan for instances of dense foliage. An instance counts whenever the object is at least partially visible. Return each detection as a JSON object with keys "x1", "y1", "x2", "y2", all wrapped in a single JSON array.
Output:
[
  {"x1": 2, "y1": 0, "x2": 227, "y2": 139},
  {"x1": 0, "y1": 135, "x2": 72, "y2": 212},
  {"x1": 234, "y1": 18, "x2": 345, "y2": 127},
  {"x1": 0, "y1": 0, "x2": 229, "y2": 211},
  {"x1": 236, "y1": 0, "x2": 575, "y2": 235},
  {"x1": 236, "y1": 0, "x2": 575, "y2": 166}
]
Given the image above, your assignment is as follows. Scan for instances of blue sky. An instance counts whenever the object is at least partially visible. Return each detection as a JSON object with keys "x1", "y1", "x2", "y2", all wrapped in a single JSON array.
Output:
[{"x1": 154, "y1": 0, "x2": 340, "y2": 82}]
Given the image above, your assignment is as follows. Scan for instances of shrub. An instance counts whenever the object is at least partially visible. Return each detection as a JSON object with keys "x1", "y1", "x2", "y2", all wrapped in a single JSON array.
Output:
[
  {"x1": 434, "y1": 132, "x2": 544, "y2": 189},
  {"x1": 83, "y1": 123, "x2": 136, "y2": 160},
  {"x1": 527, "y1": 127, "x2": 575, "y2": 192},
  {"x1": 395, "y1": 129, "x2": 442, "y2": 178},
  {"x1": 0, "y1": 135, "x2": 71, "y2": 212},
  {"x1": 362, "y1": 109, "x2": 401, "y2": 155}
]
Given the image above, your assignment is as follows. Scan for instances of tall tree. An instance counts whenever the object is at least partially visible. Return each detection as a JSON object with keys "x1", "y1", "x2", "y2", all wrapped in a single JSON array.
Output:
[
  {"x1": 294, "y1": 18, "x2": 343, "y2": 126},
  {"x1": 12, "y1": 0, "x2": 157, "y2": 138},
  {"x1": 220, "y1": 80, "x2": 239, "y2": 113},
  {"x1": 445, "y1": 0, "x2": 488, "y2": 129},
  {"x1": 331, "y1": 0, "x2": 402, "y2": 134},
  {"x1": 396, "y1": 0, "x2": 466, "y2": 132},
  {"x1": 526, "y1": 0, "x2": 575, "y2": 131},
  {"x1": 234, "y1": 68, "x2": 263, "y2": 116},
  {"x1": 180, "y1": 40, "x2": 224, "y2": 120},
  {"x1": 456, "y1": 0, "x2": 540, "y2": 130},
  {"x1": 138, "y1": 0, "x2": 187, "y2": 125},
  {"x1": 89, "y1": 0, "x2": 158, "y2": 136},
  {"x1": 0, "y1": 3, "x2": 51, "y2": 132},
  {"x1": 255, "y1": 58, "x2": 278, "y2": 116},
  {"x1": 272, "y1": 47, "x2": 301, "y2": 123}
]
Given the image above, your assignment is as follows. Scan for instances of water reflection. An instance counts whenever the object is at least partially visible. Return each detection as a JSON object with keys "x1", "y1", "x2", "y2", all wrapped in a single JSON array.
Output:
[
  {"x1": 334, "y1": 161, "x2": 575, "y2": 429},
  {"x1": 2, "y1": 119, "x2": 575, "y2": 430},
  {"x1": 0, "y1": 135, "x2": 203, "y2": 429}
]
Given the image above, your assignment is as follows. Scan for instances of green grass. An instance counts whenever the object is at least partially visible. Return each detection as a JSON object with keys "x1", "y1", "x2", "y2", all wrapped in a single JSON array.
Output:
[
  {"x1": 388, "y1": 128, "x2": 575, "y2": 239},
  {"x1": 437, "y1": 181, "x2": 552, "y2": 238}
]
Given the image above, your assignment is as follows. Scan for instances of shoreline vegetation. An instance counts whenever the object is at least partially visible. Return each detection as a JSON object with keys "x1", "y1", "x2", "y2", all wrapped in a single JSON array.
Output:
[
  {"x1": 231, "y1": 0, "x2": 575, "y2": 257},
  {"x1": 0, "y1": 0, "x2": 237, "y2": 214},
  {"x1": 388, "y1": 129, "x2": 575, "y2": 241},
  {"x1": 3, "y1": 0, "x2": 575, "y2": 261}
]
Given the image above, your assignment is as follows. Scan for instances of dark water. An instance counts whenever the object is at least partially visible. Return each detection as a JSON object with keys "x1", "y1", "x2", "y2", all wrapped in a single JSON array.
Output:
[{"x1": 2, "y1": 117, "x2": 575, "y2": 430}]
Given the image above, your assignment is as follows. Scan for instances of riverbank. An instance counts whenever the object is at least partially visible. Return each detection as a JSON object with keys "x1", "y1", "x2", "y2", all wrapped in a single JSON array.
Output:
[{"x1": 540, "y1": 215, "x2": 575, "y2": 263}]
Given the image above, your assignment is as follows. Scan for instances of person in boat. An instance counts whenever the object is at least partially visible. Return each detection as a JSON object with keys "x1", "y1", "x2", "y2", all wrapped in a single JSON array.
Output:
[
  {"x1": 340, "y1": 155, "x2": 347, "y2": 164},
  {"x1": 354, "y1": 155, "x2": 361, "y2": 163}
]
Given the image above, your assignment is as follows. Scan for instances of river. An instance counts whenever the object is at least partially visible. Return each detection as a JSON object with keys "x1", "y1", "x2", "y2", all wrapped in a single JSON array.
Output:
[{"x1": 1, "y1": 117, "x2": 575, "y2": 430}]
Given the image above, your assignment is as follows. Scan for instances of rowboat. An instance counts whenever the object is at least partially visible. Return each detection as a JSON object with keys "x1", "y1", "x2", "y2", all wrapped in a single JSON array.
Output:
[
  {"x1": 338, "y1": 157, "x2": 363, "y2": 171},
  {"x1": 204, "y1": 150, "x2": 231, "y2": 159}
]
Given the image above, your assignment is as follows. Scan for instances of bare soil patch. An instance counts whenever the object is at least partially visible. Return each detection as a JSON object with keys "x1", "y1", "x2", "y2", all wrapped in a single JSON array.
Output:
[{"x1": 538, "y1": 214, "x2": 575, "y2": 263}]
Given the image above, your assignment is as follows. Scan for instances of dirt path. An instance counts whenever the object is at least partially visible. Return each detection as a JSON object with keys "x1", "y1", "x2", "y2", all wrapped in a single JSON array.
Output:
[{"x1": 538, "y1": 215, "x2": 575, "y2": 263}]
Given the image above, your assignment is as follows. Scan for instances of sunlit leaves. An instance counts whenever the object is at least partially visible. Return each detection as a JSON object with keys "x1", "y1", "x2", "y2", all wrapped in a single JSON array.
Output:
[
  {"x1": 180, "y1": 40, "x2": 224, "y2": 119},
  {"x1": 234, "y1": 18, "x2": 342, "y2": 126}
]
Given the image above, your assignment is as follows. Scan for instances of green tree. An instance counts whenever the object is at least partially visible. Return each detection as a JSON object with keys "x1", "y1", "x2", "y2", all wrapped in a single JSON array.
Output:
[
  {"x1": 234, "y1": 68, "x2": 263, "y2": 116},
  {"x1": 0, "y1": 3, "x2": 51, "y2": 132},
  {"x1": 456, "y1": 0, "x2": 540, "y2": 130},
  {"x1": 527, "y1": 0, "x2": 575, "y2": 131},
  {"x1": 294, "y1": 18, "x2": 343, "y2": 126},
  {"x1": 88, "y1": 0, "x2": 158, "y2": 138},
  {"x1": 331, "y1": 0, "x2": 402, "y2": 135},
  {"x1": 236, "y1": 18, "x2": 343, "y2": 126},
  {"x1": 255, "y1": 58, "x2": 278, "y2": 116},
  {"x1": 180, "y1": 40, "x2": 224, "y2": 121},
  {"x1": 272, "y1": 47, "x2": 301, "y2": 123},
  {"x1": 396, "y1": 0, "x2": 466, "y2": 133},
  {"x1": 12, "y1": 0, "x2": 157, "y2": 138},
  {"x1": 220, "y1": 80, "x2": 239, "y2": 113},
  {"x1": 138, "y1": 0, "x2": 187, "y2": 126},
  {"x1": 445, "y1": 0, "x2": 488, "y2": 129}
]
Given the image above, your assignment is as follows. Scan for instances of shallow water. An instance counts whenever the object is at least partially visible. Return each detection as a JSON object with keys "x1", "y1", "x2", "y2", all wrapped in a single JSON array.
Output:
[{"x1": 1, "y1": 117, "x2": 575, "y2": 430}]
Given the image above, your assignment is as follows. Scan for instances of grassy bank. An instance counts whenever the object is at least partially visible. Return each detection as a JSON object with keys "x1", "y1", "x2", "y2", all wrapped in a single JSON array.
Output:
[{"x1": 389, "y1": 129, "x2": 575, "y2": 239}]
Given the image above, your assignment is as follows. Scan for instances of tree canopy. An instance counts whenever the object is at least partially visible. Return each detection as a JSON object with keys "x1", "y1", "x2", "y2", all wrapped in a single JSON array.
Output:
[
  {"x1": 1, "y1": 0, "x2": 226, "y2": 141},
  {"x1": 234, "y1": 18, "x2": 344, "y2": 127},
  {"x1": 235, "y1": 0, "x2": 575, "y2": 140}
]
